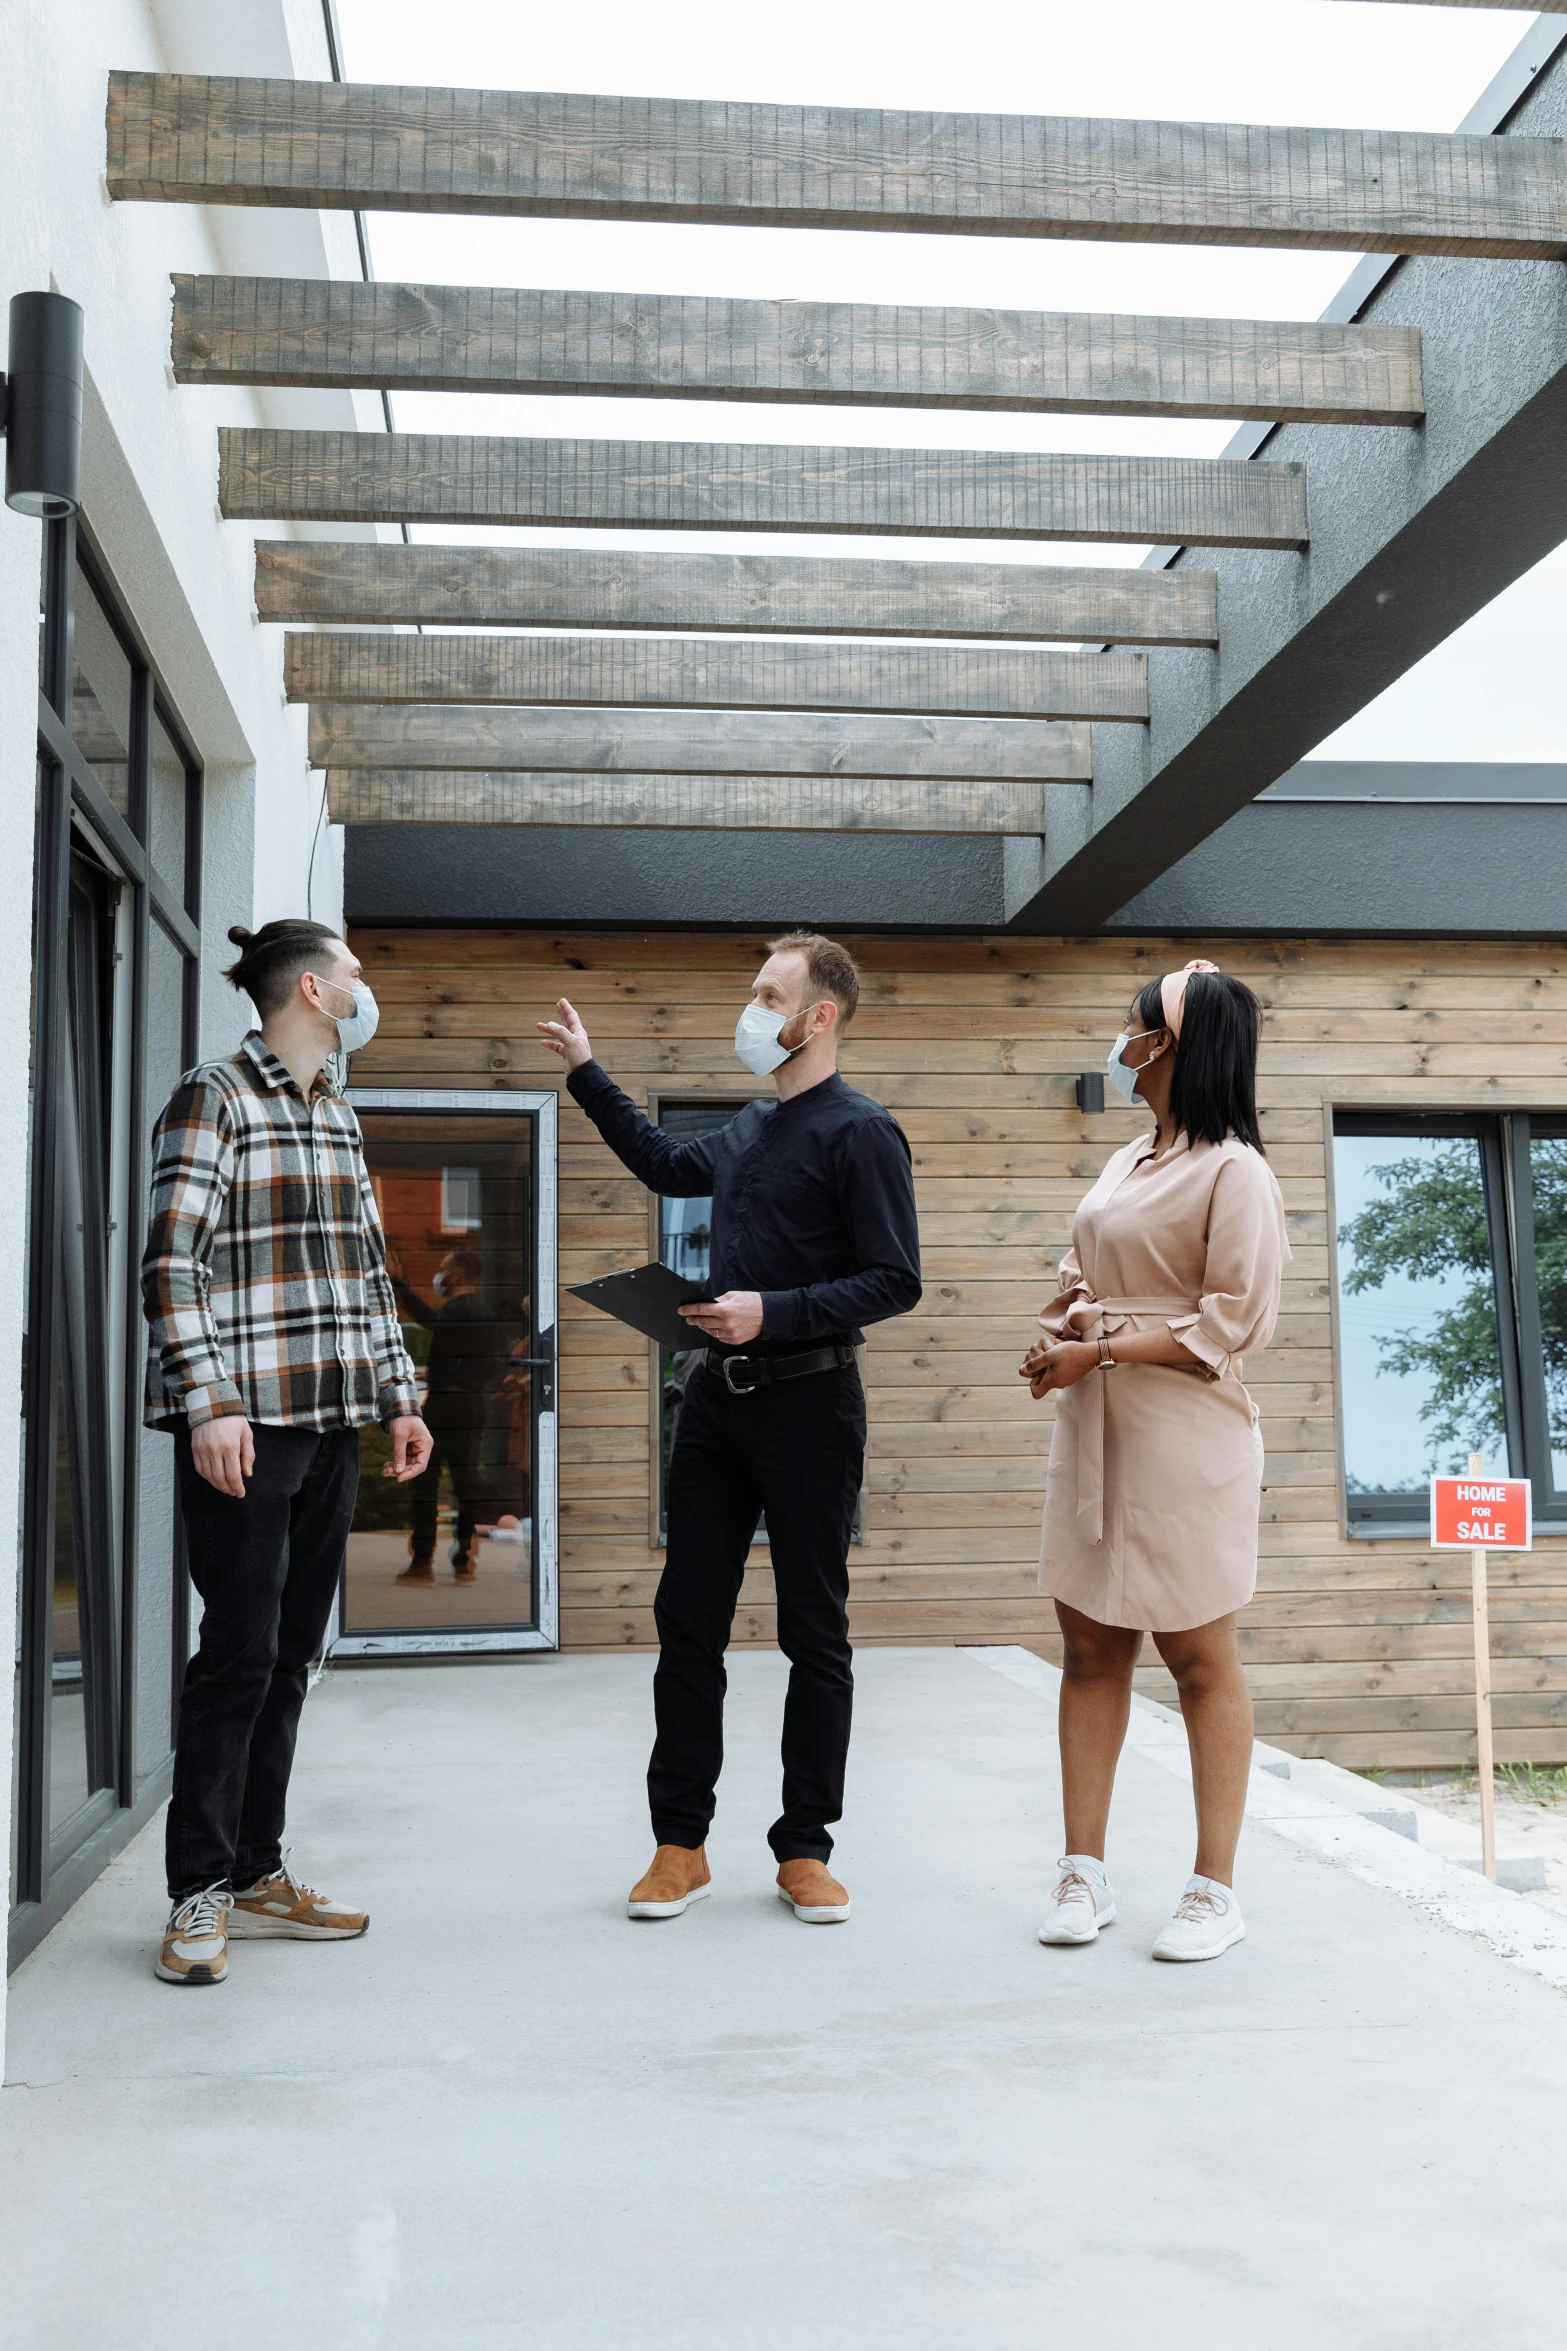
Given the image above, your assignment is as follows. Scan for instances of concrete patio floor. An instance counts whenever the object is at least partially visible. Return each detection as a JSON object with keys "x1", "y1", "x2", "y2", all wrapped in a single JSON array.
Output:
[{"x1": 5, "y1": 1645, "x2": 1567, "y2": 2349}]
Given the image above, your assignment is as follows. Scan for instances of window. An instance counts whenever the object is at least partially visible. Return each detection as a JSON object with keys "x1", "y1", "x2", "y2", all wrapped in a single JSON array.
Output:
[
  {"x1": 1332, "y1": 1114, "x2": 1566, "y2": 1531},
  {"x1": 12, "y1": 517, "x2": 202, "y2": 1963},
  {"x1": 440, "y1": 1164, "x2": 483, "y2": 1232}
]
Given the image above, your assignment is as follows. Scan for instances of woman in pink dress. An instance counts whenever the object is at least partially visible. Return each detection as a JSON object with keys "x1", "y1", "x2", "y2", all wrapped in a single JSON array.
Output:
[{"x1": 1022, "y1": 962, "x2": 1287, "y2": 1965}]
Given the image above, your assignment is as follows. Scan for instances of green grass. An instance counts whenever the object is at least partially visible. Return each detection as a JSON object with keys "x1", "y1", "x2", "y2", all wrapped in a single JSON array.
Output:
[{"x1": 1370, "y1": 1763, "x2": 1567, "y2": 1805}]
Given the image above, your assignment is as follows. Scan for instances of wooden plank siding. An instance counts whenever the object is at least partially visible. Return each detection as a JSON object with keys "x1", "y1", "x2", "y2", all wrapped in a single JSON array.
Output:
[
  {"x1": 222, "y1": 428, "x2": 1311, "y2": 549},
  {"x1": 254, "y1": 543, "x2": 1218, "y2": 644},
  {"x1": 110, "y1": 76, "x2": 1567, "y2": 259},
  {"x1": 345, "y1": 926, "x2": 1567, "y2": 1768},
  {"x1": 174, "y1": 276, "x2": 1424, "y2": 428},
  {"x1": 284, "y1": 635, "x2": 1149, "y2": 722}
]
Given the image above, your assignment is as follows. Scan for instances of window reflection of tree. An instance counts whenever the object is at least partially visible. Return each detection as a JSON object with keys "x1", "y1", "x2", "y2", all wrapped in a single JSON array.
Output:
[
  {"x1": 1339, "y1": 1143, "x2": 1505, "y2": 1479},
  {"x1": 1530, "y1": 1138, "x2": 1567, "y2": 1468}
]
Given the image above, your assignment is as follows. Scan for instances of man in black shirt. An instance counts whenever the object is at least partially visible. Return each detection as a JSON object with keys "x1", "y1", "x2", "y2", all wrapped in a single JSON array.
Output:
[
  {"x1": 389, "y1": 1248, "x2": 496, "y2": 1581},
  {"x1": 540, "y1": 931, "x2": 921, "y2": 1925}
]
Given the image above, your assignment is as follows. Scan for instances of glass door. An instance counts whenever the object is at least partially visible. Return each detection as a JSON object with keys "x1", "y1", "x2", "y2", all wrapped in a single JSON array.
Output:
[{"x1": 335, "y1": 1090, "x2": 558, "y2": 1656}]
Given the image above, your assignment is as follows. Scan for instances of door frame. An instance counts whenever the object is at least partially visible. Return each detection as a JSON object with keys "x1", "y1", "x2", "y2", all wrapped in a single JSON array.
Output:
[{"x1": 333, "y1": 1086, "x2": 559, "y2": 1658}]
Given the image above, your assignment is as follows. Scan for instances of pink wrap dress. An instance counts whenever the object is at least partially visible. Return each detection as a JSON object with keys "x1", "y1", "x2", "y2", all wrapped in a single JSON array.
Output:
[{"x1": 1037, "y1": 1131, "x2": 1289, "y2": 1632}]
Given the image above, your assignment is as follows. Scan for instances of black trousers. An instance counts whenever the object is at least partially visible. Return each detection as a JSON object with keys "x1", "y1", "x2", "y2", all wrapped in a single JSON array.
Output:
[
  {"x1": 651, "y1": 1357, "x2": 865, "y2": 1863},
  {"x1": 165, "y1": 1422, "x2": 361, "y2": 1899},
  {"x1": 408, "y1": 1421, "x2": 483, "y2": 1565}
]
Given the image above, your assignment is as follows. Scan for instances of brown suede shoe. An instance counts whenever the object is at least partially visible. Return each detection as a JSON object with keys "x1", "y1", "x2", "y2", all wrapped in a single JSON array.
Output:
[
  {"x1": 777, "y1": 1859, "x2": 851, "y2": 1923},
  {"x1": 627, "y1": 1844, "x2": 711, "y2": 1920}
]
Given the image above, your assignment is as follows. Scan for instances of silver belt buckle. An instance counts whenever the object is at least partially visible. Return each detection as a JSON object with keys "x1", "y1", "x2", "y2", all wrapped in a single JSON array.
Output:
[{"x1": 720, "y1": 1353, "x2": 763, "y2": 1395}]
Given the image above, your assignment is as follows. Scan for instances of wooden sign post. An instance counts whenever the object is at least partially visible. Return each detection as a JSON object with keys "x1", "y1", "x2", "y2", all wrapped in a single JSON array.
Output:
[{"x1": 1429, "y1": 1459, "x2": 1533, "y2": 1883}]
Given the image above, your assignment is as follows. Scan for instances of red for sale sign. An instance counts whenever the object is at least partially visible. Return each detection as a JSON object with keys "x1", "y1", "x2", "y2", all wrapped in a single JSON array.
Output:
[{"x1": 1430, "y1": 1475, "x2": 1532, "y2": 1551}]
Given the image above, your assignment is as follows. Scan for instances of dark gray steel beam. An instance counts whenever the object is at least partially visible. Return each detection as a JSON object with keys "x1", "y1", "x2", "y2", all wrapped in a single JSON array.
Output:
[{"x1": 1004, "y1": 35, "x2": 1567, "y2": 934}]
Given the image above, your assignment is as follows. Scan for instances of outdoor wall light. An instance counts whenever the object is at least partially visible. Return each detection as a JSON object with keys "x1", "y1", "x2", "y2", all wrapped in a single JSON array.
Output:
[
  {"x1": 1, "y1": 292, "x2": 84, "y2": 519},
  {"x1": 1076, "y1": 1073, "x2": 1106, "y2": 1114}
]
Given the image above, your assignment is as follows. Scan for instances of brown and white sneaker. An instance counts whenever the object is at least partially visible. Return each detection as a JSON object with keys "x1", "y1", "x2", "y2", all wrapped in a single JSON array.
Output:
[
  {"x1": 229, "y1": 1860, "x2": 369, "y2": 1940},
  {"x1": 777, "y1": 1859, "x2": 851, "y2": 1923},
  {"x1": 627, "y1": 1844, "x2": 711, "y2": 1920},
  {"x1": 155, "y1": 1884, "x2": 232, "y2": 1985}
]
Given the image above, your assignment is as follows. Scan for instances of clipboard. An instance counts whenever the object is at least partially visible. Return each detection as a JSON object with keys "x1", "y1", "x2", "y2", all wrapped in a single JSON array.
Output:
[{"x1": 568, "y1": 1261, "x2": 714, "y2": 1351}]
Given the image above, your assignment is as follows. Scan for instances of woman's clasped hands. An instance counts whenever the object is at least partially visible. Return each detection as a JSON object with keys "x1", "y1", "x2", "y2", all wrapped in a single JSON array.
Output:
[{"x1": 1019, "y1": 1337, "x2": 1100, "y2": 1399}]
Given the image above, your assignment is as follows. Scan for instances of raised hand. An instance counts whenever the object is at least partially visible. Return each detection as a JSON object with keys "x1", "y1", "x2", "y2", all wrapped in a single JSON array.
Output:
[{"x1": 536, "y1": 996, "x2": 594, "y2": 1072}]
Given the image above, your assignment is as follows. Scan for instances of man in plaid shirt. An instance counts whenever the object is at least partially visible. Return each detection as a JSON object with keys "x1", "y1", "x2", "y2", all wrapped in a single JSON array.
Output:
[{"x1": 142, "y1": 918, "x2": 431, "y2": 1987}]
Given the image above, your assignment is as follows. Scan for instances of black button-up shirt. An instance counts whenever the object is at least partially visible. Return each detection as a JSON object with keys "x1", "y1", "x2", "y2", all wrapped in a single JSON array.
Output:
[{"x1": 567, "y1": 1062, "x2": 922, "y2": 1352}]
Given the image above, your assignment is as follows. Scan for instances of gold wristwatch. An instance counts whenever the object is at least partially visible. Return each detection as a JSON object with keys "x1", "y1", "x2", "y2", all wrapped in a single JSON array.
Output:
[{"x1": 1097, "y1": 1335, "x2": 1116, "y2": 1369}]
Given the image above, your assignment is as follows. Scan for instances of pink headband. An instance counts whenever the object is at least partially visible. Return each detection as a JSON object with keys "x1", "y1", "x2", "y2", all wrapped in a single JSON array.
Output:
[{"x1": 1159, "y1": 959, "x2": 1219, "y2": 1041}]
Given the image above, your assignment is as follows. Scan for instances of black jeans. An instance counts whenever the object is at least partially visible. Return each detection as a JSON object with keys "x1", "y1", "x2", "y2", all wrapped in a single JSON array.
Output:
[
  {"x1": 165, "y1": 1422, "x2": 361, "y2": 1899},
  {"x1": 408, "y1": 1423, "x2": 483, "y2": 1566},
  {"x1": 651, "y1": 1358, "x2": 865, "y2": 1863}
]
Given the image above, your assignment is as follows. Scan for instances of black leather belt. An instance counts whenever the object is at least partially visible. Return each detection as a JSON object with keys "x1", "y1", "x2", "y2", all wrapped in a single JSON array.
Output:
[{"x1": 705, "y1": 1343, "x2": 856, "y2": 1396}]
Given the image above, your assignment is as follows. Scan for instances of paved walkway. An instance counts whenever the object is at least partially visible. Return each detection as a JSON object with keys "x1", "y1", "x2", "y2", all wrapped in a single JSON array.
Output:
[{"x1": 5, "y1": 1647, "x2": 1567, "y2": 2348}]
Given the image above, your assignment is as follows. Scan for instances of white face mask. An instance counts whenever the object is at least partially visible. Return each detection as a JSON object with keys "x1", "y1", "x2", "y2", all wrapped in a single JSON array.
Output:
[
  {"x1": 431, "y1": 1270, "x2": 449, "y2": 1299},
  {"x1": 734, "y1": 999, "x2": 818, "y2": 1078},
  {"x1": 317, "y1": 975, "x2": 380, "y2": 1056},
  {"x1": 1106, "y1": 1029, "x2": 1161, "y2": 1104}
]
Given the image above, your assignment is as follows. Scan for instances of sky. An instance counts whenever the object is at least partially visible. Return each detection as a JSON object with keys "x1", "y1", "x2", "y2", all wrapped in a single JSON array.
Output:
[{"x1": 329, "y1": 0, "x2": 1566, "y2": 765}]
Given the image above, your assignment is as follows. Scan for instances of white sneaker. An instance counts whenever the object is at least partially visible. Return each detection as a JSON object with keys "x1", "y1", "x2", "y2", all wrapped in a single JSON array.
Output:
[
  {"x1": 1038, "y1": 1856, "x2": 1116, "y2": 1945},
  {"x1": 1151, "y1": 1876, "x2": 1246, "y2": 1962},
  {"x1": 155, "y1": 1884, "x2": 232, "y2": 1985}
]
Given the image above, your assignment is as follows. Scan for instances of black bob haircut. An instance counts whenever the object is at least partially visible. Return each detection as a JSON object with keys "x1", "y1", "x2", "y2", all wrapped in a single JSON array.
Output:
[
  {"x1": 223, "y1": 919, "x2": 345, "y2": 1018},
  {"x1": 1135, "y1": 971, "x2": 1264, "y2": 1155}
]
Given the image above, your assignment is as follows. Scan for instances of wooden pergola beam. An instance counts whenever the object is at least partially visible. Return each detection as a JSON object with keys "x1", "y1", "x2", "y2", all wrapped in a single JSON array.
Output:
[
  {"x1": 327, "y1": 770, "x2": 1050, "y2": 833},
  {"x1": 284, "y1": 634, "x2": 1148, "y2": 722},
  {"x1": 110, "y1": 74, "x2": 1567, "y2": 259},
  {"x1": 176, "y1": 277, "x2": 1421, "y2": 427},
  {"x1": 308, "y1": 705, "x2": 1091, "y2": 781},
  {"x1": 256, "y1": 544, "x2": 1216, "y2": 646},
  {"x1": 221, "y1": 427, "x2": 1309, "y2": 549}
]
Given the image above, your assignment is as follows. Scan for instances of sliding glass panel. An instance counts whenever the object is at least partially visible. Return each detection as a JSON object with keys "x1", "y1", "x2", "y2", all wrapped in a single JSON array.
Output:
[
  {"x1": 135, "y1": 918, "x2": 192, "y2": 1781},
  {"x1": 49, "y1": 850, "x2": 122, "y2": 1856},
  {"x1": 342, "y1": 1102, "x2": 555, "y2": 1650},
  {"x1": 1525, "y1": 1124, "x2": 1567, "y2": 1503},
  {"x1": 48, "y1": 1356, "x2": 89, "y2": 1832},
  {"x1": 71, "y1": 562, "x2": 134, "y2": 818},
  {"x1": 148, "y1": 710, "x2": 190, "y2": 904},
  {"x1": 1333, "y1": 1125, "x2": 1508, "y2": 1520}
]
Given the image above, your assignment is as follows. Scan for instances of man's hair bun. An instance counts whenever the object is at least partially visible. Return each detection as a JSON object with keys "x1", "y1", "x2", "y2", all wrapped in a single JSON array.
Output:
[{"x1": 222, "y1": 917, "x2": 342, "y2": 1016}]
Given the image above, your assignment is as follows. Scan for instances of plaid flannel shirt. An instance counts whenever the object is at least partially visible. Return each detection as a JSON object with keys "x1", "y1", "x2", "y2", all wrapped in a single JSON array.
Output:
[{"x1": 141, "y1": 1032, "x2": 420, "y2": 1432}]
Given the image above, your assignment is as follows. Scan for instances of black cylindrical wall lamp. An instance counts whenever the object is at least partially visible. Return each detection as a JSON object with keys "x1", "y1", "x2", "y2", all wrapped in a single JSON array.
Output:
[{"x1": 2, "y1": 292, "x2": 84, "y2": 519}]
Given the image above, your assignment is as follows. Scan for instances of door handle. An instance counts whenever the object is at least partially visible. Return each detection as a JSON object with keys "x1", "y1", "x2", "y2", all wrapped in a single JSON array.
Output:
[{"x1": 509, "y1": 1326, "x2": 555, "y2": 1410}]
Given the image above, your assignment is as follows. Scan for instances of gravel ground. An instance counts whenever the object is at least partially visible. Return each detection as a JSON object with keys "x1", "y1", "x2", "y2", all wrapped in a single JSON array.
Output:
[{"x1": 1373, "y1": 1769, "x2": 1567, "y2": 1919}]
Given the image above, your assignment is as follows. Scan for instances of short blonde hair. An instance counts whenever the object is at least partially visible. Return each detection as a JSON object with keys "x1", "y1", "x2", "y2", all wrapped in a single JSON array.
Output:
[{"x1": 767, "y1": 931, "x2": 861, "y2": 1027}]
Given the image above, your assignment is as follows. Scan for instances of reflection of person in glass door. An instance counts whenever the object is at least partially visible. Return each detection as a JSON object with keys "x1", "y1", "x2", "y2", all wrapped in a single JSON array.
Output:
[{"x1": 389, "y1": 1247, "x2": 494, "y2": 1582}]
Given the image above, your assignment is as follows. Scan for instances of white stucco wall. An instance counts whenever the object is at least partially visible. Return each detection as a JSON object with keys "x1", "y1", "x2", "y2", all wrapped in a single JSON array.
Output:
[{"x1": 0, "y1": 0, "x2": 377, "y2": 2044}]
